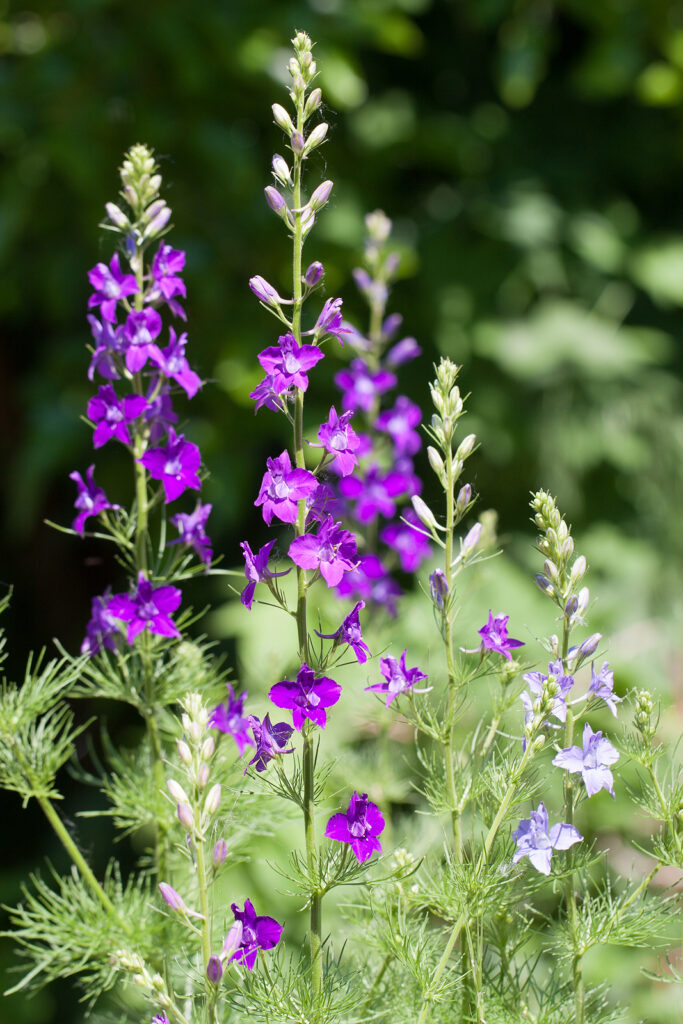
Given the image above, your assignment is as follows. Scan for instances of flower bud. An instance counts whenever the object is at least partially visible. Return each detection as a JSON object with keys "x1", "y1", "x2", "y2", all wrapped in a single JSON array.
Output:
[
  {"x1": 385, "y1": 336, "x2": 421, "y2": 367},
  {"x1": 189, "y1": 720, "x2": 203, "y2": 743},
  {"x1": 177, "y1": 739, "x2": 192, "y2": 764},
  {"x1": 204, "y1": 783, "x2": 221, "y2": 815},
  {"x1": 264, "y1": 186, "x2": 287, "y2": 217},
  {"x1": 105, "y1": 202, "x2": 129, "y2": 229},
  {"x1": 456, "y1": 433, "x2": 476, "y2": 460},
  {"x1": 576, "y1": 586, "x2": 590, "y2": 615},
  {"x1": 461, "y1": 523, "x2": 482, "y2": 557},
  {"x1": 201, "y1": 735, "x2": 215, "y2": 760},
  {"x1": 145, "y1": 205, "x2": 171, "y2": 237},
  {"x1": 427, "y1": 446, "x2": 445, "y2": 481},
  {"x1": 206, "y1": 955, "x2": 223, "y2": 984},
  {"x1": 304, "y1": 122, "x2": 328, "y2": 153},
  {"x1": 429, "y1": 569, "x2": 449, "y2": 608},
  {"x1": 531, "y1": 734, "x2": 546, "y2": 752},
  {"x1": 249, "y1": 275, "x2": 281, "y2": 307},
  {"x1": 535, "y1": 573, "x2": 554, "y2": 596},
  {"x1": 309, "y1": 179, "x2": 333, "y2": 211},
  {"x1": 159, "y1": 882, "x2": 186, "y2": 912},
  {"x1": 221, "y1": 921, "x2": 243, "y2": 959},
  {"x1": 456, "y1": 484, "x2": 472, "y2": 515},
  {"x1": 197, "y1": 762, "x2": 210, "y2": 789},
  {"x1": 304, "y1": 261, "x2": 324, "y2": 287},
  {"x1": 578, "y1": 632, "x2": 601, "y2": 660},
  {"x1": 365, "y1": 209, "x2": 392, "y2": 242},
  {"x1": 561, "y1": 536, "x2": 574, "y2": 558},
  {"x1": 167, "y1": 779, "x2": 189, "y2": 804},
  {"x1": 272, "y1": 103, "x2": 294, "y2": 135},
  {"x1": 300, "y1": 206, "x2": 315, "y2": 236},
  {"x1": 177, "y1": 803, "x2": 195, "y2": 830},
  {"x1": 304, "y1": 88, "x2": 322, "y2": 118},
  {"x1": 212, "y1": 838, "x2": 228, "y2": 869},
  {"x1": 271, "y1": 153, "x2": 291, "y2": 185},
  {"x1": 564, "y1": 595, "x2": 578, "y2": 618},
  {"x1": 570, "y1": 555, "x2": 587, "y2": 586},
  {"x1": 291, "y1": 130, "x2": 305, "y2": 153},
  {"x1": 411, "y1": 495, "x2": 437, "y2": 531}
]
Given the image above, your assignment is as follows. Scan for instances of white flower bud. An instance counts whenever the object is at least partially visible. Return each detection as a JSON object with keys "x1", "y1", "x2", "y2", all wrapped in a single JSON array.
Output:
[
  {"x1": 461, "y1": 523, "x2": 482, "y2": 557},
  {"x1": 177, "y1": 739, "x2": 192, "y2": 765},
  {"x1": 456, "y1": 433, "x2": 476, "y2": 460},
  {"x1": 177, "y1": 803, "x2": 194, "y2": 830},
  {"x1": 411, "y1": 495, "x2": 437, "y2": 531},
  {"x1": 204, "y1": 783, "x2": 221, "y2": 816},
  {"x1": 304, "y1": 122, "x2": 328, "y2": 153},
  {"x1": 167, "y1": 779, "x2": 189, "y2": 804},
  {"x1": 562, "y1": 536, "x2": 574, "y2": 558},
  {"x1": 201, "y1": 736, "x2": 215, "y2": 760},
  {"x1": 427, "y1": 446, "x2": 445, "y2": 480},
  {"x1": 189, "y1": 721, "x2": 203, "y2": 743},
  {"x1": 272, "y1": 103, "x2": 294, "y2": 135},
  {"x1": 304, "y1": 88, "x2": 322, "y2": 118},
  {"x1": 271, "y1": 153, "x2": 291, "y2": 185},
  {"x1": 570, "y1": 555, "x2": 586, "y2": 586},
  {"x1": 197, "y1": 762, "x2": 210, "y2": 789},
  {"x1": 309, "y1": 179, "x2": 333, "y2": 211},
  {"x1": 105, "y1": 202, "x2": 129, "y2": 229}
]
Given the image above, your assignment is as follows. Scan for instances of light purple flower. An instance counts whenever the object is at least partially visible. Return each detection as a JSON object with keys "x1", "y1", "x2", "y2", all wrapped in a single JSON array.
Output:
[
  {"x1": 325, "y1": 792, "x2": 385, "y2": 863},
  {"x1": 380, "y1": 510, "x2": 431, "y2": 573},
  {"x1": 257, "y1": 333, "x2": 324, "y2": 394},
  {"x1": 139, "y1": 428, "x2": 202, "y2": 503},
  {"x1": 478, "y1": 611, "x2": 525, "y2": 661},
  {"x1": 239, "y1": 538, "x2": 290, "y2": 609},
  {"x1": 588, "y1": 662, "x2": 622, "y2": 717},
  {"x1": 512, "y1": 802, "x2": 582, "y2": 875},
  {"x1": 229, "y1": 899, "x2": 283, "y2": 971},
  {"x1": 81, "y1": 590, "x2": 119, "y2": 656},
  {"x1": 315, "y1": 601, "x2": 370, "y2": 664},
  {"x1": 313, "y1": 406, "x2": 361, "y2": 476},
  {"x1": 87, "y1": 315, "x2": 125, "y2": 380},
  {"x1": 338, "y1": 466, "x2": 411, "y2": 524},
  {"x1": 375, "y1": 396, "x2": 422, "y2": 456},
  {"x1": 313, "y1": 297, "x2": 351, "y2": 344},
  {"x1": 169, "y1": 502, "x2": 213, "y2": 566},
  {"x1": 108, "y1": 572, "x2": 182, "y2": 644},
  {"x1": 245, "y1": 714, "x2": 294, "y2": 773},
  {"x1": 70, "y1": 465, "x2": 113, "y2": 535},
  {"x1": 334, "y1": 359, "x2": 397, "y2": 413},
  {"x1": 150, "y1": 328, "x2": 202, "y2": 398},
  {"x1": 552, "y1": 722, "x2": 620, "y2": 798},
  {"x1": 123, "y1": 307, "x2": 163, "y2": 373},
  {"x1": 254, "y1": 450, "x2": 317, "y2": 526},
  {"x1": 269, "y1": 663, "x2": 342, "y2": 731},
  {"x1": 209, "y1": 684, "x2": 254, "y2": 756},
  {"x1": 87, "y1": 253, "x2": 138, "y2": 323},
  {"x1": 152, "y1": 1015, "x2": 170, "y2": 1024},
  {"x1": 365, "y1": 650, "x2": 428, "y2": 706},
  {"x1": 288, "y1": 516, "x2": 358, "y2": 587},
  {"x1": 151, "y1": 243, "x2": 187, "y2": 318},
  {"x1": 159, "y1": 882, "x2": 187, "y2": 912},
  {"x1": 385, "y1": 336, "x2": 421, "y2": 367},
  {"x1": 521, "y1": 661, "x2": 574, "y2": 727},
  {"x1": 87, "y1": 385, "x2": 148, "y2": 448}
]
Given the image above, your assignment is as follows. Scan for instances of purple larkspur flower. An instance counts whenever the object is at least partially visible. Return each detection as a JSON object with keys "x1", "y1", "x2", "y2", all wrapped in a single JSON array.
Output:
[
  {"x1": 288, "y1": 516, "x2": 358, "y2": 587},
  {"x1": 312, "y1": 406, "x2": 360, "y2": 476},
  {"x1": 87, "y1": 384, "x2": 147, "y2": 448},
  {"x1": 87, "y1": 253, "x2": 138, "y2": 323},
  {"x1": 313, "y1": 297, "x2": 350, "y2": 344},
  {"x1": 81, "y1": 590, "x2": 119, "y2": 656},
  {"x1": 375, "y1": 396, "x2": 422, "y2": 456},
  {"x1": 87, "y1": 315, "x2": 125, "y2": 380},
  {"x1": 385, "y1": 336, "x2": 421, "y2": 367},
  {"x1": 315, "y1": 601, "x2": 370, "y2": 664},
  {"x1": 150, "y1": 327, "x2": 202, "y2": 398},
  {"x1": 209, "y1": 684, "x2": 254, "y2": 756},
  {"x1": 338, "y1": 466, "x2": 411, "y2": 524},
  {"x1": 123, "y1": 307, "x2": 163, "y2": 373},
  {"x1": 249, "y1": 373, "x2": 292, "y2": 413},
  {"x1": 257, "y1": 333, "x2": 324, "y2": 394},
  {"x1": 365, "y1": 650, "x2": 428, "y2": 706},
  {"x1": 254, "y1": 450, "x2": 317, "y2": 526},
  {"x1": 70, "y1": 465, "x2": 113, "y2": 535},
  {"x1": 144, "y1": 379, "x2": 179, "y2": 444},
  {"x1": 245, "y1": 714, "x2": 294, "y2": 772},
  {"x1": 239, "y1": 538, "x2": 290, "y2": 609},
  {"x1": 325, "y1": 792, "x2": 385, "y2": 863},
  {"x1": 336, "y1": 553, "x2": 402, "y2": 616},
  {"x1": 512, "y1": 802, "x2": 582, "y2": 875},
  {"x1": 552, "y1": 722, "x2": 620, "y2": 798},
  {"x1": 169, "y1": 502, "x2": 213, "y2": 566},
  {"x1": 380, "y1": 510, "x2": 431, "y2": 573},
  {"x1": 334, "y1": 359, "x2": 397, "y2": 413},
  {"x1": 150, "y1": 243, "x2": 187, "y2": 318},
  {"x1": 108, "y1": 571, "x2": 182, "y2": 644},
  {"x1": 152, "y1": 1015, "x2": 170, "y2": 1024},
  {"x1": 588, "y1": 661, "x2": 622, "y2": 717},
  {"x1": 305, "y1": 481, "x2": 346, "y2": 523},
  {"x1": 229, "y1": 899, "x2": 283, "y2": 971},
  {"x1": 139, "y1": 428, "x2": 202, "y2": 503},
  {"x1": 269, "y1": 662, "x2": 342, "y2": 731},
  {"x1": 521, "y1": 661, "x2": 574, "y2": 728},
  {"x1": 478, "y1": 611, "x2": 525, "y2": 661}
]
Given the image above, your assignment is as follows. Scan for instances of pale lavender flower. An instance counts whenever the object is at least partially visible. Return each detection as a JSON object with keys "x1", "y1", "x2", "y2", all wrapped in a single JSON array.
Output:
[
  {"x1": 552, "y1": 722, "x2": 619, "y2": 798},
  {"x1": 365, "y1": 650, "x2": 428, "y2": 706},
  {"x1": 269, "y1": 663, "x2": 341, "y2": 731},
  {"x1": 588, "y1": 661, "x2": 622, "y2": 717},
  {"x1": 385, "y1": 336, "x2": 421, "y2": 366},
  {"x1": 209, "y1": 684, "x2": 254, "y2": 756},
  {"x1": 288, "y1": 515, "x2": 358, "y2": 587},
  {"x1": 81, "y1": 590, "x2": 119, "y2": 656},
  {"x1": 315, "y1": 601, "x2": 370, "y2": 663},
  {"x1": 521, "y1": 661, "x2": 574, "y2": 726},
  {"x1": 325, "y1": 792, "x2": 385, "y2": 863},
  {"x1": 512, "y1": 802, "x2": 582, "y2": 875},
  {"x1": 108, "y1": 572, "x2": 182, "y2": 643}
]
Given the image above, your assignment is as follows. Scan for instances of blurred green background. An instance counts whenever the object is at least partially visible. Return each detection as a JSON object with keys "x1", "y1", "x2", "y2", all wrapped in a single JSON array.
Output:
[{"x1": 1, "y1": 0, "x2": 682, "y2": 1021}]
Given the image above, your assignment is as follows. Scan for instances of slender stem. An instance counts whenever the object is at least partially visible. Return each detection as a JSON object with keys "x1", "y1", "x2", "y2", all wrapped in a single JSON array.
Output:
[
  {"x1": 194, "y1": 835, "x2": 217, "y2": 1023},
  {"x1": 442, "y1": 441, "x2": 461, "y2": 857}
]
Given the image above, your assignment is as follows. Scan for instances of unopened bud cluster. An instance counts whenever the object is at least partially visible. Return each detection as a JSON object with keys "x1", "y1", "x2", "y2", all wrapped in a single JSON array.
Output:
[
  {"x1": 633, "y1": 689, "x2": 656, "y2": 740},
  {"x1": 531, "y1": 490, "x2": 588, "y2": 627},
  {"x1": 113, "y1": 950, "x2": 172, "y2": 1009},
  {"x1": 169, "y1": 692, "x2": 223, "y2": 844},
  {"x1": 103, "y1": 144, "x2": 172, "y2": 246}
]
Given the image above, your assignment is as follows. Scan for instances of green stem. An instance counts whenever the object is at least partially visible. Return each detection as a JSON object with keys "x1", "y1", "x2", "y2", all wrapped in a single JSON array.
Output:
[
  {"x1": 560, "y1": 620, "x2": 583, "y2": 1024},
  {"x1": 442, "y1": 441, "x2": 461, "y2": 858},
  {"x1": 194, "y1": 834, "x2": 217, "y2": 1022}
]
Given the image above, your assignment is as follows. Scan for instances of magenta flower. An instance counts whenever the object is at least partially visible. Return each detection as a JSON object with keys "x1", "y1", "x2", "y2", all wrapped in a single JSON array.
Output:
[
  {"x1": 87, "y1": 253, "x2": 138, "y2": 323},
  {"x1": 375, "y1": 396, "x2": 422, "y2": 456},
  {"x1": 334, "y1": 359, "x2": 397, "y2": 413},
  {"x1": 150, "y1": 243, "x2": 187, "y2": 318},
  {"x1": 315, "y1": 601, "x2": 370, "y2": 664},
  {"x1": 239, "y1": 538, "x2": 290, "y2": 609},
  {"x1": 512, "y1": 802, "x2": 582, "y2": 875},
  {"x1": 123, "y1": 307, "x2": 163, "y2": 373},
  {"x1": 139, "y1": 428, "x2": 202, "y2": 503},
  {"x1": 380, "y1": 510, "x2": 431, "y2": 573},
  {"x1": 254, "y1": 450, "x2": 317, "y2": 525},
  {"x1": 257, "y1": 333, "x2": 324, "y2": 394},
  {"x1": 305, "y1": 481, "x2": 346, "y2": 524},
  {"x1": 325, "y1": 792, "x2": 385, "y2": 863},
  {"x1": 152, "y1": 1015, "x2": 170, "y2": 1024},
  {"x1": 552, "y1": 722, "x2": 619, "y2": 798},
  {"x1": 87, "y1": 385, "x2": 148, "y2": 448},
  {"x1": 245, "y1": 714, "x2": 295, "y2": 772},
  {"x1": 269, "y1": 663, "x2": 341, "y2": 732},
  {"x1": 169, "y1": 502, "x2": 213, "y2": 566},
  {"x1": 336, "y1": 553, "x2": 401, "y2": 616},
  {"x1": 366, "y1": 650, "x2": 428, "y2": 706},
  {"x1": 209, "y1": 684, "x2": 255, "y2": 756},
  {"x1": 288, "y1": 516, "x2": 358, "y2": 587},
  {"x1": 108, "y1": 572, "x2": 182, "y2": 644},
  {"x1": 588, "y1": 662, "x2": 622, "y2": 717},
  {"x1": 313, "y1": 407, "x2": 361, "y2": 476},
  {"x1": 87, "y1": 315, "x2": 125, "y2": 380},
  {"x1": 249, "y1": 374, "x2": 292, "y2": 413},
  {"x1": 70, "y1": 465, "x2": 113, "y2": 535},
  {"x1": 81, "y1": 590, "x2": 119, "y2": 656},
  {"x1": 150, "y1": 328, "x2": 202, "y2": 398},
  {"x1": 478, "y1": 611, "x2": 524, "y2": 661},
  {"x1": 229, "y1": 899, "x2": 283, "y2": 971},
  {"x1": 313, "y1": 297, "x2": 351, "y2": 344},
  {"x1": 338, "y1": 466, "x2": 410, "y2": 524}
]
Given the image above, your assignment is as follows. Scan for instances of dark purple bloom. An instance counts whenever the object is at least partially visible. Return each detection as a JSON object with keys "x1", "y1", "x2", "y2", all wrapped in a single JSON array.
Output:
[
  {"x1": 257, "y1": 333, "x2": 324, "y2": 393},
  {"x1": 305, "y1": 481, "x2": 346, "y2": 523},
  {"x1": 325, "y1": 792, "x2": 385, "y2": 863},
  {"x1": 365, "y1": 650, "x2": 428, "y2": 706},
  {"x1": 380, "y1": 510, "x2": 431, "y2": 572},
  {"x1": 87, "y1": 253, "x2": 138, "y2": 323},
  {"x1": 334, "y1": 359, "x2": 397, "y2": 413},
  {"x1": 245, "y1": 714, "x2": 294, "y2": 773},
  {"x1": 123, "y1": 307, "x2": 163, "y2": 373},
  {"x1": 430, "y1": 569, "x2": 449, "y2": 608},
  {"x1": 313, "y1": 406, "x2": 361, "y2": 476},
  {"x1": 209, "y1": 684, "x2": 254, "y2": 756},
  {"x1": 152, "y1": 1015, "x2": 170, "y2": 1024},
  {"x1": 512, "y1": 802, "x2": 582, "y2": 875},
  {"x1": 108, "y1": 572, "x2": 182, "y2": 644},
  {"x1": 521, "y1": 661, "x2": 574, "y2": 727},
  {"x1": 139, "y1": 428, "x2": 202, "y2": 503},
  {"x1": 144, "y1": 379, "x2": 179, "y2": 444},
  {"x1": 385, "y1": 336, "x2": 421, "y2": 367},
  {"x1": 239, "y1": 538, "x2": 290, "y2": 609},
  {"x1": 269, "y1": 663, "x2": 342, "y2": 731},
  {"x1": 478, "y1": 611, "x2": 525, "y2": 661},
  {"x1": 375, "y1": 396, "x2": 422, "y2": 456},
  {"x1": 87, "y1": 315, "x2": 125, "y2": 380},
  {"x1": 338, "y1": 466, "x2": 410, "y2": 524},
  {"x1": 315, "y1": 601, "x2": 370, "y2": 663},
  {"x1": 206, "y1": 955, "x2": 222, "y2": 984},
  {"x1": 588, "y1": 661, "x2": 622, "y2": 717},
  {"x1": 150, "y1": 328, "x2": 202, "y2": 398},
  {"x1": 552, "y1": 722, "x2": 619, "y2": 798},
  {"x1": 70, "y1": 465, "x2": 113, "y2": 535},
  {"x1": 249, "y1": 373, "x2": 292, "y2": 413},
  {"x1": 313, "y1": 297, "x2": 351, "y2": 344},
  {"x1": 87, "y1": 384, "x2": 147, "y2": 448},
  {"x1": 81, "y1": 590, "x2": 119, "y2": 656},
  {"x1": 169, "y1": 502, "x2": 213, "y2": 566},
  {"x1": 288, "y1": 516, "x2": 358, "y2": 587},
  {"x1": 254, "y1": 450, "x2": 317, "y2": 526},
  {"x1": 229, "y1": 899, "x2": 283, "y2": 971},
  {"x1": 151, "y1": 243, "x2": 187, "y2": 317}
]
